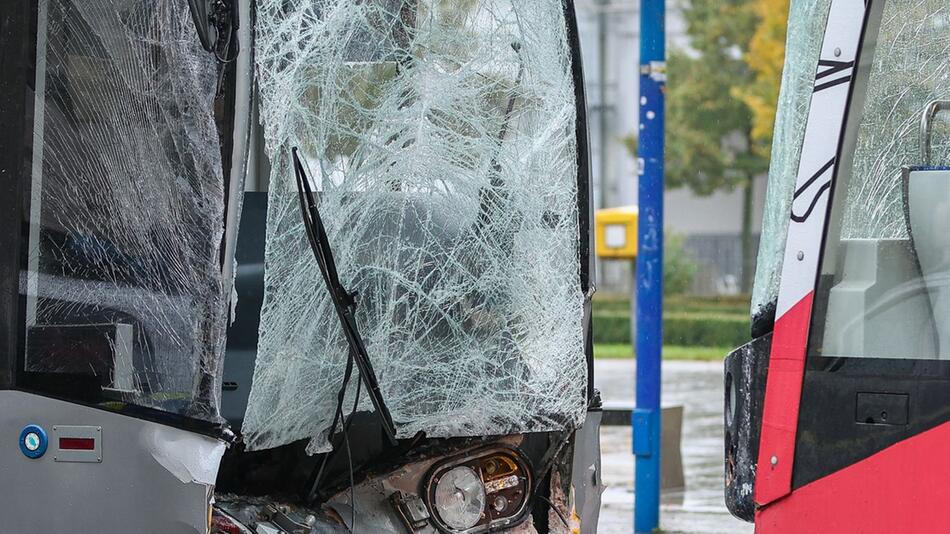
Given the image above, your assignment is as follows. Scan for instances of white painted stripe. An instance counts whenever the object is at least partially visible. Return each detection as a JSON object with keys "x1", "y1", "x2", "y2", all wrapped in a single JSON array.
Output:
[{"x1": 775, "y1": 0, "x2": 867, "y2": 319}]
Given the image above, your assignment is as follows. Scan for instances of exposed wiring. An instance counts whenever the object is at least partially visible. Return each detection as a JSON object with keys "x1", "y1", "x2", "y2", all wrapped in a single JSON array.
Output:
[
  {"x1": 305, "y1": 349, "x2": 359, "y2": 502},
  {"x1": 527, "y1": 400, "x2": 601, "y2": 528},
  {"x1": 343, "y1": 378, "x2": 361, "y2": 532},
  {"x1": 210, "y1": 0, "x2": 239, "y2": 64},
  {"x1": 536, "y1": 495, "x2": 570, "y2": 528},
  {"x1": 305, "y1": 356, "x2": 361, "y2": 528},
  {"x1": 531, "y1": 392, "x2": 601, "y2": 496},
  {"x1": 531, "y1": 429, "x2": 574, "y2": 497}
]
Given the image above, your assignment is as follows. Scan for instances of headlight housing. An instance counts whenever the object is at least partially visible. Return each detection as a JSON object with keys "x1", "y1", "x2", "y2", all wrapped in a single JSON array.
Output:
[
  {"x1": 432, "y1": 466, "x2": 486, "y2": 530},
  {"x1": 425, "y1": 447, "x2": 532, "y2": 533}
]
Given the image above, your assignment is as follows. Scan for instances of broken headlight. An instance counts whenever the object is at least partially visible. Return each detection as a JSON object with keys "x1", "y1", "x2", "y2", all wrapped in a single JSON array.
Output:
[
  {"x1": 425, "y1": 448, "x2": 532, "y2": 533},
  {"x1": 433, "y1": 466, "x2": 485, "y2": 530}
]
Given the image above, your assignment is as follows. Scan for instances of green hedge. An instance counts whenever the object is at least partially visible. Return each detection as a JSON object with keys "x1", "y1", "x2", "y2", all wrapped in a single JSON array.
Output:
[
  {"x1": 593, "y1": 293, "x2": 750, "y2": 316},
  {"x1": 592, "y1": 311, "x2": 749, "y2": 347}
]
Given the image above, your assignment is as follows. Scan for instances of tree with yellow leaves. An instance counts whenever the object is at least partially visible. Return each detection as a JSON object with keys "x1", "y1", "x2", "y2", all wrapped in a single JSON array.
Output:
[
  {"x1": 626, "y1": 0, "x2": 789, "y2": 293},
  {"x1": 734, "y1": 0, "x2": 790, "y2": 158}
]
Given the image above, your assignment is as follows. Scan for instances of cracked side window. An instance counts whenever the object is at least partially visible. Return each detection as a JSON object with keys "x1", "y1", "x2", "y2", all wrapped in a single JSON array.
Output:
[
  {"x1": 245, "y1": 0, "x2": 585, "y2": 452},
  {"x1": 21, "y1": 0, "x2": 227, "y2": 419},
  {"x1": 751, "y1": 0, "x2": 832, "y2": 324},
  {"x1": 811, "y1": 0, "x2": 950, "y2": 360}
]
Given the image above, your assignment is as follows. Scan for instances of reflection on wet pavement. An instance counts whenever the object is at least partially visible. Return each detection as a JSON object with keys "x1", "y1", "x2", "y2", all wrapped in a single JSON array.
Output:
[{"x1": 595, "y1": 359, "x2": 754, "y2": 534}]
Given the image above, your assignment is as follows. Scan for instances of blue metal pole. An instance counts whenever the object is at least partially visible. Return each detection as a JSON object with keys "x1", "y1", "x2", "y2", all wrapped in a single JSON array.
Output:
[{"x1": 633, "y1": 0, "x2": 665, "y2": 533}]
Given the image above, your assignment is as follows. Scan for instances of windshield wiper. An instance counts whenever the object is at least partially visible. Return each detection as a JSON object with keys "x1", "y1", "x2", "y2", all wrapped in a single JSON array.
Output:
[{"x1": 291, "y1": 147, "x2": 397, "y2": 445}]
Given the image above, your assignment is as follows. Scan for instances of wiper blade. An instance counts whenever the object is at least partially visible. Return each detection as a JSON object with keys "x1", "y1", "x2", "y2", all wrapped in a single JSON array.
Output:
[{"x1": 291, "y1": 147, "x2": 397, "y2": 444}]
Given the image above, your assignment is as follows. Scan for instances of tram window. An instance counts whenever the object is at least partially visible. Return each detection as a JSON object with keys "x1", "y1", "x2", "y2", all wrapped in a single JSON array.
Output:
[
  {"x1": 812, "y1": 1, "x2": 950, "y2": 360},
  {"x1": 20, "y1": 0, "x2": 227, "y2": 415}
]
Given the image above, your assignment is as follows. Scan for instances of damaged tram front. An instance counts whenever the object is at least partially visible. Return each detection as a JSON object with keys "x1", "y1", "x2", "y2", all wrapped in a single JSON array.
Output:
[{"x1": 0, "y1": 0, "x2": 600, "y2": 532}]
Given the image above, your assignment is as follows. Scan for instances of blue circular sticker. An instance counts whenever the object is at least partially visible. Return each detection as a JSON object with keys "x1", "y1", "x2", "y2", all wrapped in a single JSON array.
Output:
[{"x1": 19, "y1": 425, "x2": 48, "y2": 459}]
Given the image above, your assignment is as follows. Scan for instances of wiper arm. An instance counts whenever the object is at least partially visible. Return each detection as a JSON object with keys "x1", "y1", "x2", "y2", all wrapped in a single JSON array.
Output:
[{"x1": 291, "y1": 148, "x2": 397, "y2": 445}]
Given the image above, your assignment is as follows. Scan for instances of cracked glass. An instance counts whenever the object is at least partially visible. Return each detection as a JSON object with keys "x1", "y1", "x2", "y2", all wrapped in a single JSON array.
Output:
[
  {"x1": 839, "y1": 1, "x2": 950, "y2": 240},
  {"x1": 244, "y1": 0, "x2": 586, "y2": 452},
  {"x1": 811, "y1": 0, "x2": 950, "y2": 360},
  {"x1": 22, "y1": 0, "x2": 227, "y2": 419},
  {"x1": 751, "y1": 0, "x2": 832, "y2": 321}
]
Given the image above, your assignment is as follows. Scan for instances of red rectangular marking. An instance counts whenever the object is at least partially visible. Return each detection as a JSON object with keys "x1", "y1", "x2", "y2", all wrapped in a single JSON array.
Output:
[{"x1": 59, "y1": 437, "x2": 95, "y2": 450}]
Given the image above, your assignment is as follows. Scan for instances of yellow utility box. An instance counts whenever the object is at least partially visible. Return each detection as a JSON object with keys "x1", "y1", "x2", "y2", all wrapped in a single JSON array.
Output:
[{"x1": 595, "y1": 206, "x2": 638, "y2": 259}]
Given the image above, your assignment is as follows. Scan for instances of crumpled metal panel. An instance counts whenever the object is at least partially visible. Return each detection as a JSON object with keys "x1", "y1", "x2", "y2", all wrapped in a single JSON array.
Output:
[
  {"x1": 750, "y1": 0, "x2": 832, "y2": 322},
  {"x1": 245, "y1": 0, "x2": 585, "y2": 452},
  {"x1": 26, "y1": 0, "x2": 227, "y2": 419},
  {"x1": 723, "y1": 333, "x2": 771, "y2": 522},
  {"x1": 840, "y1": 0, "x2": 950, "y2": 239}
]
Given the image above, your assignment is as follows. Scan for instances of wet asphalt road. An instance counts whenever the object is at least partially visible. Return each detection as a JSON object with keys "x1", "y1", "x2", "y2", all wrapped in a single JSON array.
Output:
[{"x1": 594, "y1": 359, "x2": 754, "y2": 534}]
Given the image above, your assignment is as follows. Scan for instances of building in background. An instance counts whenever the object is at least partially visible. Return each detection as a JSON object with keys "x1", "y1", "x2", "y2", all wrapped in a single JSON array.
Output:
[{"x1": 576, "y1": 0, "x2": 766, "y2": 296}]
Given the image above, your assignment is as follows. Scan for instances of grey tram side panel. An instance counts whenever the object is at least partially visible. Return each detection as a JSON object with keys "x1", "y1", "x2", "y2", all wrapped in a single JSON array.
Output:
[{"x1": 0, "y1": 391, "x2": 218, "y2": 533}]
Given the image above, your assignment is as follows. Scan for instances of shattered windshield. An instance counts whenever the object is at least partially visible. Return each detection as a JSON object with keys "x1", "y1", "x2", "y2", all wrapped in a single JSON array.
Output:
[
  {"x1": 21, "y1": 0, "x2": 228, "y2": 420},
  {"x1": 244, "y1": 0, "x2": 586, "y2": 452},
  {"x1": 810, "y1": 0, "x2": 950, "y2": 360}
]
